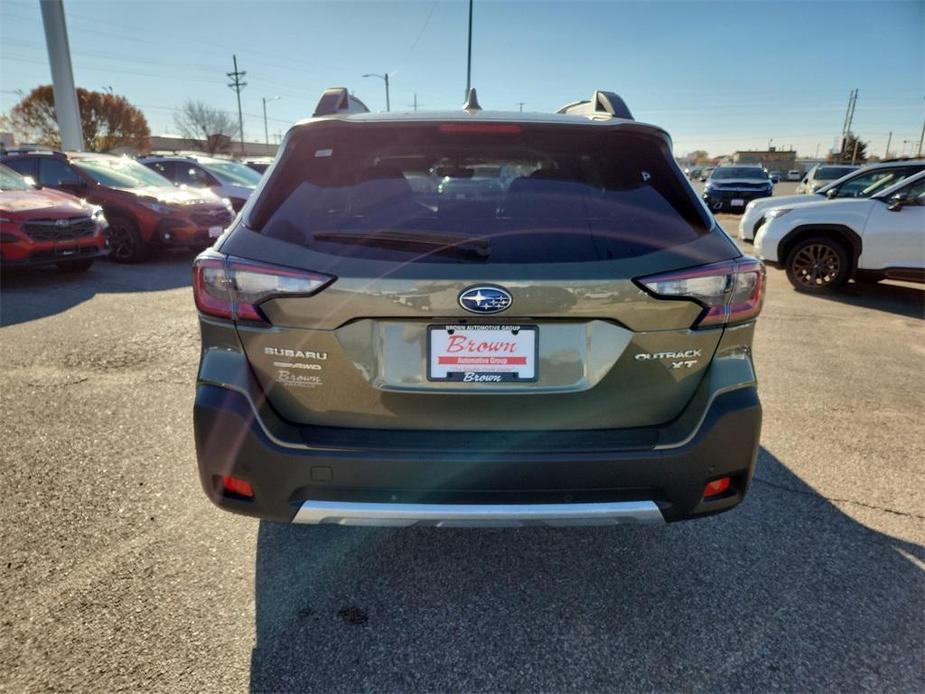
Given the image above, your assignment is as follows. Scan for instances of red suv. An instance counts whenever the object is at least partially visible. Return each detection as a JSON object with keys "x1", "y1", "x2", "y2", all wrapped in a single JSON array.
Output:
[
  {"x1": 1, "y1": 150, "x2": 234, "y2": 262},
  {"x1": 0, "y1": 163, "x2": 107, "y2": 271}
]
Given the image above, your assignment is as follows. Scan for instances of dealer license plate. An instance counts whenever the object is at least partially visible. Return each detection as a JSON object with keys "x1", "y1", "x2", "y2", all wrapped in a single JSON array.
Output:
[{"x1": 428, "y1": 325, "x2": 537, "y2": 382}]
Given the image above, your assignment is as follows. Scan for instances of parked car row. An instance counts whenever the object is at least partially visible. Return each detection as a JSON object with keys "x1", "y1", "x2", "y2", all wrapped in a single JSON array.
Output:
[
  {"x1": 0, "y1": 149, "x2": 247, "y2": 264},
  {"x1": 734, "y1": 160, "x2": 925, "y2": 292}
]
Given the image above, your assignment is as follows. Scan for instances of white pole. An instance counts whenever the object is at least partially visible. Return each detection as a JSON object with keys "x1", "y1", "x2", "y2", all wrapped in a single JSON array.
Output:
[{"x1": 39, "y1": 0, "x2": 83, "y2": 151}]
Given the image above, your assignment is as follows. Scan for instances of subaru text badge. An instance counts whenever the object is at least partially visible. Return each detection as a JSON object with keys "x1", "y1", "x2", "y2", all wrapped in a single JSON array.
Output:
[{"x1": 458, "y1": 286, "x2": 512, "y2": 314}]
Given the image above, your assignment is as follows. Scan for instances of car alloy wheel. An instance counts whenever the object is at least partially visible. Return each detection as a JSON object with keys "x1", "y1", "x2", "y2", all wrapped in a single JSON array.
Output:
[
  {"x1": 107, "y1": 217, "x2": 147, "y2": 263},
  {"x1": 785, "y1": 237, "x2": 849, "y2": 292}
]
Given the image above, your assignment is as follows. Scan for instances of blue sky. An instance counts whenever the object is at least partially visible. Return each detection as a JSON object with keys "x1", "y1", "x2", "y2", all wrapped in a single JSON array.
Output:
[{"x1": 1, "y1": 0, "x2": 923, "y2": 157}]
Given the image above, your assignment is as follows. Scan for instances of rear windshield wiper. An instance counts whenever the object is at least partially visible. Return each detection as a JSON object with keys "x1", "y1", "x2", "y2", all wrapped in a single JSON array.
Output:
[{"x1": 313, "y1": 230, "x2": 491, "y2": 258}]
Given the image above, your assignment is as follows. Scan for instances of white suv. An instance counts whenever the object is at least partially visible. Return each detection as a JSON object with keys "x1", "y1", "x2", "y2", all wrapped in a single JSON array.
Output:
[
  {"x1": 140, "y1": 154, "x2": 263, "y2": 212},
  {"x1": 755, "y1": 171, "x2": 925, "y2": 292},
  {"x1": 739, "y1": 160, "x2": 924, "y2": 241}
]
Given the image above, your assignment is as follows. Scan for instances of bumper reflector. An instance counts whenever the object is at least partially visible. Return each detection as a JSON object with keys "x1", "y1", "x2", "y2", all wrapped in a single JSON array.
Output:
[
  {"x1": 703, "y1": 476, "x2": 731, "y2": 498},
  {"x1": 222, "y1": 475, "x2": 254, "y2": 498}
]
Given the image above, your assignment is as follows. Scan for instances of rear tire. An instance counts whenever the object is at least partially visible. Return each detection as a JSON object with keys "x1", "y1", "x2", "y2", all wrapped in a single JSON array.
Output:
[
  {"x1": 108, "y1": 216, "x2": 149, "y2": 263},
  {"x1": 56, "y1": 258, "x2": 94, "y2": 272},
  {"x1": 785, "y1": 236, "x2": 850, "y2": 293}
]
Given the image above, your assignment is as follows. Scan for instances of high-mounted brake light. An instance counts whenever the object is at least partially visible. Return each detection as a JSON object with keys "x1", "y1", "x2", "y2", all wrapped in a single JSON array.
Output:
[
  {"x1": 438, "y1": 123, "x2": 522, "y2": 135},
  {"x1": 193, "y1": 254, "x2": 334, "y2": 322},
  {"x1": 636, "y1": 258, "x2": 765, "y2": 328}
]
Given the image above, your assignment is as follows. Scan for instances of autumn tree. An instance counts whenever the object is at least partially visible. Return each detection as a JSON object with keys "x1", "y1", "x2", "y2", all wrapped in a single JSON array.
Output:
[
  {"x1": 7, "y1": 86, "x2": 150, "y2": 152},
  {"x1": 173, "y1": 101, "x2": 236, "y2": 154}
]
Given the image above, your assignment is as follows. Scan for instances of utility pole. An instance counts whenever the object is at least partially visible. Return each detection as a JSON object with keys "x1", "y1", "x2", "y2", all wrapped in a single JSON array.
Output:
[
  {"x1": 518, "y1": 102, "x2": 525, "y2": 112},
  {"x1": 262, "y1": 96, "x2": 279, "y2": 145},
  {"x1": 851, "y1": 139, "x2": 859, "y2": 165},
  {"x1": 39, "y1": 0, "x2": 83, "y2": 151},
  {"x1": 917, "y1": 119, "x2": 924, "y2": 158},
  {"x1": 814, "y1": 143, "x2": 820, "y2": 160},
  {"x1": 840, "y1": 89, "x2": 858, "y2": 162},
  {"x1": 465, "y1": 0, "x2": 473, "y2": 98},
  {"x1": 227, "y1": 55, "x2": 247, "y2": 155},
  {"x1": 885, "y1": 131, "x2": 892, "y2": 159},
  {"x1": 362, "y1": 73, "x2": 391, "y2": 111},
  {"x1": 409, "y1": 93, "x2": 419, "y2": 111}
]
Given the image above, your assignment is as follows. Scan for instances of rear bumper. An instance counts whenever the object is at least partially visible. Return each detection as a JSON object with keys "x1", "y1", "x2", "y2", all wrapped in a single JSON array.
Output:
[{"x1": 194, "y1": 383, "x2": 762, "y2": 525}]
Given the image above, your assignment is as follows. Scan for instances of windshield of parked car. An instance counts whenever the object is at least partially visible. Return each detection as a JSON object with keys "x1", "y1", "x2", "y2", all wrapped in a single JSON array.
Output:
[
  {"x1": 73, "y1": 157, "x2": 173, "y2": 189},
  {"x1": 709, "y1": 167, "x2": 768, "y2": 179},
  {"x1": 816, "y1": 166, "x2": 857, "y2": 180},
  {"x1": 0, "y1": 163, "x2": 33, "y2": 191},
  {"x1": 251, "y1": 123, "x2": 711, "y2": 264},
  {"x1": 201, "y1": 160, "x2": 263, "y2": 187},
  {"x1": 826, "y1": 168, "x2": 920, "y2": 197}
]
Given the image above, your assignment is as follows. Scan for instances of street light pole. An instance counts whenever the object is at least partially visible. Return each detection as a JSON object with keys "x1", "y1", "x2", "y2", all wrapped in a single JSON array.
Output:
[
  {"x1": 262, "y1": 96, "x2": 280, "y2": 146},
  {"x1": 362, "y1": 73, "x2": 391, "y2": 112},
  {"x1": 39, "y1": 0, "x2": 83, "y2": 151}
]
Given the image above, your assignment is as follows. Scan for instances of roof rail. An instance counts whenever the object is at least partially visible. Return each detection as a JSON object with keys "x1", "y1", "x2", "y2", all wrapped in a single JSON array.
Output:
[
  {"x1": 313, "y1": 87, "x2": 370, "y2": 117},
  {"x1": 556, "y1": 90, "x2": 633, "y2": 120}
]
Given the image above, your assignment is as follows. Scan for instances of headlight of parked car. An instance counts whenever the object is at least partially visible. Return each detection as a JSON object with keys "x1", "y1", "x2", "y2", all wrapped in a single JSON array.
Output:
[
  {"x1": 220, "y1": 197, "x2": 235, "y2": 214},
  {"x1": 766, "y1": 208, "x2": 793, "y2": 219}
]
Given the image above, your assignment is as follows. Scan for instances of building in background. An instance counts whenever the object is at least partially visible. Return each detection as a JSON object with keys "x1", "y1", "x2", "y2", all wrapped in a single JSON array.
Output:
[{"x1": 732, "y1": 147, "x2": 797, "y2": 171}]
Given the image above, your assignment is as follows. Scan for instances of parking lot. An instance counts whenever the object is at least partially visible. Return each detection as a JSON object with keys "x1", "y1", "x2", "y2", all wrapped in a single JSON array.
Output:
[{"x1": 1, "y1": 198, "x2": 923, "y2": 692}]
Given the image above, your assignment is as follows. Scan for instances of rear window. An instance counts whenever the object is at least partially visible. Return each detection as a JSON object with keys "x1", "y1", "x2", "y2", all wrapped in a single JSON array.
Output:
[{"x1": 250, "y1": 122, "x2": 711, "y2": 264}]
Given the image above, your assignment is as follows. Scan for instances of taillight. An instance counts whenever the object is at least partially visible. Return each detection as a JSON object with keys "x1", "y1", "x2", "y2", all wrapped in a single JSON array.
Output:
[
  {"x1": 192, "y1": 253, "x2": 334, "y2": 322},
  {"x1": 636, "y1": 258, "x2": 765, "y2": 328}
]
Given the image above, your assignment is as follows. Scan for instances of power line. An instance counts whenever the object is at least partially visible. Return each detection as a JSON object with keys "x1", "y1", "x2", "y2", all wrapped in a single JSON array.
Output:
[{"x1": 409, "y1": 1, "x2": 439, "y2": 53}]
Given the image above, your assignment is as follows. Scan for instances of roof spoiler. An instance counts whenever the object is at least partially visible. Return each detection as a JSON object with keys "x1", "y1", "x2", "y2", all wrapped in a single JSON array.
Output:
[
  {"x1": 312, "y1": 88, "x2": 370, "y2": 117},
  {"x1": 556, "y1": 91, "x2": 633, "y2": 120}
]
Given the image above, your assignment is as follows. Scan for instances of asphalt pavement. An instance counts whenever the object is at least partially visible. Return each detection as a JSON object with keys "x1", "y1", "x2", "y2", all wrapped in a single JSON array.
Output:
[{"x1": 2, "y1": 191, "x2": 924, "y2": 692}]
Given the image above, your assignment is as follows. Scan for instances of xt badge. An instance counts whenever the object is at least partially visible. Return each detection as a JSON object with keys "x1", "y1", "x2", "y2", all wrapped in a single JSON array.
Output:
[{"x1": 635, "y1": 349, "x2": 702, "y2": 370}]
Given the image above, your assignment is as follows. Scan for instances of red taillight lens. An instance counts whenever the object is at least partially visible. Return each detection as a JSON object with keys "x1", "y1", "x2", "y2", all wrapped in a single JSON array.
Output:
[
  {"x1": 636, "y1": 258, "x2": 765, "y2": 328},
  {"x1": 703, "y1": 476, "x2": 731, "y2": 498},
  {"x1": 438, "y1": 123, "x2": 522, "y2": 135},
  {"x1": 192, "y1": 253, "x2": 334, "y2": 322},
  {"x1": 222, "y1": 475, "x2": 254, "y2": 498}
]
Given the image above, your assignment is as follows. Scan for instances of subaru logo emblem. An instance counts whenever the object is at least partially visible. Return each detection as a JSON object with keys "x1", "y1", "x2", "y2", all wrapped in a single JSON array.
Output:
[{"x1": 458, "y1": 286, "x2": 512, "y2": 314}]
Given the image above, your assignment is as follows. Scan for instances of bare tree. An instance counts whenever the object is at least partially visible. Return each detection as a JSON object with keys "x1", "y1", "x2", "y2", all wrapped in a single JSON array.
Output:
[{"x1": 173, "y1": 101, "x2": 236, "y2": 154}]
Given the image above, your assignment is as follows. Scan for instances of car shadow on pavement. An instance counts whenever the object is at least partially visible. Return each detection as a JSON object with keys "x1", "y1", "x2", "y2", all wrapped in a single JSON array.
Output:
[
  {"x1": 0, "y1": 251, "x2": 197, "y2": 327},
  {"x1": 248, "y1": 447, "x2": 924, "y2": 693},
  {"x1": 806, "y1": 280, "x2": 924, "y2": 320}
]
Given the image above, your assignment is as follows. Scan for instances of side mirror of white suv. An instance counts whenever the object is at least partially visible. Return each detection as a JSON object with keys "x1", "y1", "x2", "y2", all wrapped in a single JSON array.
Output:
[{"x1": 887, "y1": 193, "x2": 910, "y2": 212}]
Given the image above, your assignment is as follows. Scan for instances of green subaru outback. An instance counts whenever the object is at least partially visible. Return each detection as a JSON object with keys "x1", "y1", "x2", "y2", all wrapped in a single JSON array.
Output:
[{"x1": 192, "y1": 88, "x2": 764, "y2": 526}]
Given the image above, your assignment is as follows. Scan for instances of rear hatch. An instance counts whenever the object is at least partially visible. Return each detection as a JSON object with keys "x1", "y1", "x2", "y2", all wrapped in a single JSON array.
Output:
[{"x1": 217, "y1": 119, "x2": 744, "y2": 431}]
